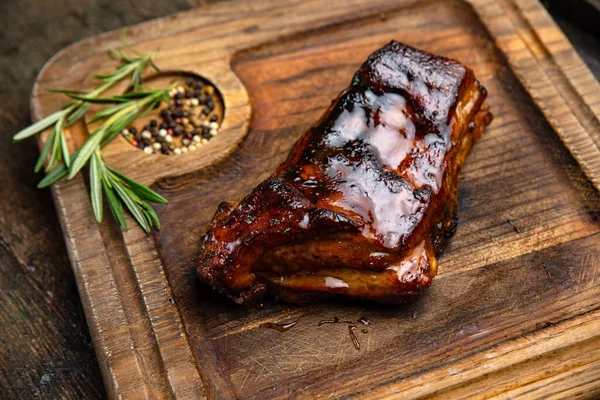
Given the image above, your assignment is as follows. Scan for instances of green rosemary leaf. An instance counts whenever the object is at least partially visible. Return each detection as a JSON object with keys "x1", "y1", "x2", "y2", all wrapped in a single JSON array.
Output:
[
  {"x1": 34, "y1": 128, "x2": 56, "y2": 173},
  {"x1": 112, "y1": 91, "x2": 156, "y2": 100},
  {"x1": 90, "y1": 152, "x2": 103, "y2": 222},
  {"x1": 66, "y1": 94, "x2": 126, "y2": 104},
  {"x1": 109, "y1": 47, "x2": 135, "y2": 64},
  {"x1": 121, "y1": 28, "x2": 144, "y2": 58},
  {"x1": 138, "y1": 97, "x2": 161, "y2": 119},
  {"x1": 117, "y1": 112, "x2": 139, "y2": 132},
  {"x1": 37, "y1": 149, "x2": 80, "y2": 188},
  {"x1": 46, "y1": 119, "x2": 63, "y2": 171},
  {"x1": 38, "y1": 164, "x2": 64, "y2": 188},
  {"x1": 142, "y1": 204, "x2": 161, "y2": 229},
  {"x1": 149, "y1": 54, "x2": 161, "y2": 73},
  {"x1": 109, "y1": 174, "x2": 150, "y2": 232},
  {"x1": 38, "y1": 166, "x2": 67, "y2": 188},
  {"x1": 162, "y1": 90, "x2": 170, "y2": 103},
  {"x1": 102, "y1": 178, "x2": 127, "y2": 230},
  {"x1": 108, "y1": 168, "x2": 168, "y2": 204},
  {"x1": 60, "y1": 125, "x2": 70, "y2": 168},
  {"x1": 102, "y1": 113, "x2": 138, "y2": 145},
  {"x1": 100, "y1": 130, "x2": 123, "y2": 147},
  {"x1": 67, "y1": 128, "x2": 105, "y2": 179},
  {"x1": 131, "y1": 60, "x2": 147, "y2": 91},
  {"x1": 66, "y1": 103, "x2": 91, "y2": 125},
  {"x1": 119, "y1": 185, "x2": 160, "y2": 231},
  {"x1": 13, "y1": 111, "x2": 64, "y2": 142},
  {"x1": 91, "y1": 102, "x2": 132, "y2": 123},
  {"x1": 106, "y1": 64, "x2": 135, "y2": 83},
  {"x1": 93, "y1": 72, "x2": 117, "y2": 80},
  {"x1": 142, "y1": 210, "x2": 154, "y2": 230},
  {"x1": 47, "y1": 88, "x2": 88, "y2": 95}
]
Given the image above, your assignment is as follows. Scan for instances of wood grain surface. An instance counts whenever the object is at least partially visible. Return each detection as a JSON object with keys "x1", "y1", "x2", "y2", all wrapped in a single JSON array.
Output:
[
  {"x1": 0, "y1": 1, "x2": 226, "y2": 399},
  {"x1": 2, "y1": 0, "x2": 599, "y2": 398}
]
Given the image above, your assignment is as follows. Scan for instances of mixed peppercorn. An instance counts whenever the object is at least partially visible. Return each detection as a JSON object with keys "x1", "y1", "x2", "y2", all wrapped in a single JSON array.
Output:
[{"x1": 121, "y1": 78, "x2": 221, "y2": 155}]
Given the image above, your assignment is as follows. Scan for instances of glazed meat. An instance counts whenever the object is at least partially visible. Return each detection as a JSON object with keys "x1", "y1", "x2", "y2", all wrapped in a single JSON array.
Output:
[{"x1": 197, "y1": 41, "x2": 492, "y2": 304}]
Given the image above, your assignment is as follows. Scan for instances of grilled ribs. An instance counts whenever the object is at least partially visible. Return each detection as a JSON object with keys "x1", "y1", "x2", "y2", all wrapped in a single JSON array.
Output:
[{"x1": 197, "y1": 41, "x2": 492, "y2": 304}]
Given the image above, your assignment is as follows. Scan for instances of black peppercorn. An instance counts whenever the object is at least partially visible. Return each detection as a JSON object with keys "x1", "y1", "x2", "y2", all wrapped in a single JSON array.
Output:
[
  {"x1": 175, "y1": 99, "x2": 183, "y2": 107},
  {"x1": 143, "y1": 125, "x2": 150, "y2": 131},
  {"x1": 171, "y1": 109, "x2": 181, "y2": 119},
  {"x1": 160, "y1": 109, "x2": 169, "y2": 118},
  {"x1": 137, "y1": 141, "x2": 145, "y2": 149},
  {"x1": 185, "y1": 78, "x2": 194, "y2": 87},
  {"x1": 155, "y1": 135, "x2": 165, "y2": 143},
  {"x1": 129, "y1": 126, "x2": 138, "y2": 134},
  {"x1": 173, "y1": 126, "x2": 183, "y2": 137},
  {"x1": 210, "y1": 114, "x2": 218, "y2": 122},
  {"x1": 159, "y1": 123, "x2": 168, "y2": 130},
  {"x1": 202, "y1": 127, "x2": 211, "y2": 139},
  {"x1": 192, "y1": 128, "x2": 200, "y2": 136},
  {"x1": 150, "y1": 119, "x2": 158, "y2": 128},
  {"x1": 185, "y1": 90, "x2": 193, "y2": 98},
  {"x1": 161, "y1": 145, "x2": 170, "y2": 155},
  {"x1": 175, "y1": 92, "x2": 183, "y2": 100},
  {"x1": 134, "y1": 134, "x2": 142, "y2": 142}
]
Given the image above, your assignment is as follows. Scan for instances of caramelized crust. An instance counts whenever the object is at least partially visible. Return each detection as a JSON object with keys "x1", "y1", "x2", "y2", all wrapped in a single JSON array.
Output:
[{"x1": 197, "y1": 41, "x2": 492, "y2": 304}]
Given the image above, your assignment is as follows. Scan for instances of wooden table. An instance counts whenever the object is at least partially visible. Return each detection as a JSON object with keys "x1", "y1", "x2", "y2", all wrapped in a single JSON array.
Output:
[{"x1": 0, "y1": 0, "x2": 597, "y2": 398}]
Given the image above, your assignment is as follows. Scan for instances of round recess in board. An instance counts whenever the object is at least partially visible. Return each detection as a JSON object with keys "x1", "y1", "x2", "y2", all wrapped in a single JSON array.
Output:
[{"x1": 119, "y1": 71, "x2": 224, "y2": 156}]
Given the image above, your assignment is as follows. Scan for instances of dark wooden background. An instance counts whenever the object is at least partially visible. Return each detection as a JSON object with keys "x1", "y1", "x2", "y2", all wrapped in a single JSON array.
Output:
[{"x1": 0, "y1": 0, "x2": 597, "y2": 398}]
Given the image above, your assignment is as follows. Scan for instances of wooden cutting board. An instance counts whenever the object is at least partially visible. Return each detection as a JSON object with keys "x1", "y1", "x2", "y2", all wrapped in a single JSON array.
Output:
[{"x1": 30, "y1": 0, "x2": 600, "y2": 398}]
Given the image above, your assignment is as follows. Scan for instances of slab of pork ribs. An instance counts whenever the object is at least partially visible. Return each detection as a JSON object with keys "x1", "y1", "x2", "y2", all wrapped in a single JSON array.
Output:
[{"x1": 197, "y1": 41, "x2": 492, "y2": 305}]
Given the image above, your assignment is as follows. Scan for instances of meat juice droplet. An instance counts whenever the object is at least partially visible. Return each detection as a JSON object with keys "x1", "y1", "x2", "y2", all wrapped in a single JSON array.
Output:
[
  {"x1": 318, "y1": 316, "x2": 354, "y2": 326},
  {"x1": 260, "y1": 316, "x2": 302, "y2": 332},
  {"x1": 317, "y1": 316, "x2": 371, "y2": 350},
  {"x1": 348, "y1": 326, "x2": 360, "y2": 350}
]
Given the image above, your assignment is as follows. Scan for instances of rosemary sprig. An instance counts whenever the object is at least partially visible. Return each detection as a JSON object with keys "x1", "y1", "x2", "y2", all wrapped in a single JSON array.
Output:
[
  {"x1": 66, "y1": 86, "x2": 172, "y2": 180},
  {"x1": 13, "y1": 29, "x2": 159, "y2": 173},
  {"x1": 13, "y1": 31, "x2": 170, "y2": 233},
  {"x1": 35, "y1": 84, "x2": 173, "y2": 231},
  {"x1": 89, "y1": 151, "x2": 166, "y2": 233}
]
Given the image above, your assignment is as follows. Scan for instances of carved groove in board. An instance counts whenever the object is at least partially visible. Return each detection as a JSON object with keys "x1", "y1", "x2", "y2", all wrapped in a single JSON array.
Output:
[
  {"x1": 476, "y1": 0, "x2": 600, "y2": 191},
  {"x1": 97, "y1": 216, "x2": 176, "y2": 399},
  {"x1": 50, "y1": 177, "x2": 149, "y2": 399},
  {"x1": 367, "y1": 308, "x2": 600, "y2": 399},
  {"x1": 121, "y1": 223, "x2": 206, "y2": 399}
]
